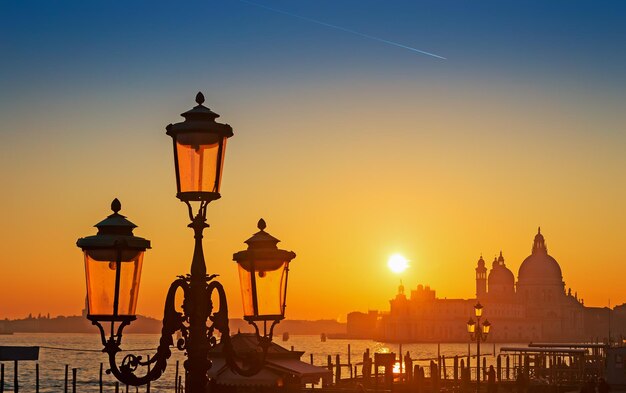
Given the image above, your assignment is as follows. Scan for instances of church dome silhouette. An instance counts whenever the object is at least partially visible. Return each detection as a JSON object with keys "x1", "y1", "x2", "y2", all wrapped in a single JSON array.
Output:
[
  {"x1": 488, "y1": 252, "x2": 514, "y2": 291},
  {"x1": 518, "y1": 228, "x2": 563, "y2": 285}
]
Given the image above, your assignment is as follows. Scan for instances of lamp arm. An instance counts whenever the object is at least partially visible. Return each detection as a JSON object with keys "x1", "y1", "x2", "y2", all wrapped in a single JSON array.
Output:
[
  {"x1": 206, "y1": 281, "x2": 270, "y2": 377},
  {"x1": 103, "y1": 277, "x2": 189, "y2": 386}
]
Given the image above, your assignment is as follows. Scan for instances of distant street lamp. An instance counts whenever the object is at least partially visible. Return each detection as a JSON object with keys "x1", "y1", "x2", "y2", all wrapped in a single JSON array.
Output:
[
  {"x1": 467, "y1": 302, "x2": 491, "y2": 393},
  {"x1": 77, "y1": 93, "x2": 296, "y2": 392}
]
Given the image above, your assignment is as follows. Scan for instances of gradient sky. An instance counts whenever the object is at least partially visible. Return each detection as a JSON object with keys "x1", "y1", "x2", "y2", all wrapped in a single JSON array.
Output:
[{"x1": 1, "y1": 1, "x2": 625, "y2": 321}]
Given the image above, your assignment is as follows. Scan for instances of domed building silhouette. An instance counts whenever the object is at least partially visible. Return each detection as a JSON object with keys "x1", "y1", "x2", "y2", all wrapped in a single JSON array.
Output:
[{"x1": 370, "y1": 228, "x2": 599, "y2": 342}]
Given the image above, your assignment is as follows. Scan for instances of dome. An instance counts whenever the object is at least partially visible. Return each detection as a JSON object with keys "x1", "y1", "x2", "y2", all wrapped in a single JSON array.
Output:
[
  {"x1": 518, "y1": 228, "x2": 563, "y2": 285},
  {"x1": 488, "y1": 252, "x2": 515, "y2": 288},
  {"x1": 477, "y1": 255, "x2": 485, "y2": 269}
]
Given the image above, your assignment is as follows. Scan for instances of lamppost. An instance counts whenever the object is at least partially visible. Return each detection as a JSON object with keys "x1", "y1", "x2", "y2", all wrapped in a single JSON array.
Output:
[
  {"x1": 467, "y1": 302, "x2": 491, "y2": 393},
  {"x1": 76, "y1": 93, "x2": 296, "y2": 392}
]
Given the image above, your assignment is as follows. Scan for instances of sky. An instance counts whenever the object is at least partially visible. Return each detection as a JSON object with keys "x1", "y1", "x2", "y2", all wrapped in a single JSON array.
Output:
[{"x1": 1, "y1": 1, "x2": 625, "y2": 321}]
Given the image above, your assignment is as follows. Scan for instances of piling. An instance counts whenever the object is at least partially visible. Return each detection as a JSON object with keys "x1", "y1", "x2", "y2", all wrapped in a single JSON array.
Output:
[
  {"x1": 310, "y1": 353, "x2": 314, "y2": 365},
  {"x1": 114, "y1": 382, "x2": 119, "y2": 393},
  {"x1": 454, "y1": 355, "x2": 459, "y2": 383},
  {"x1": 348, "y1": 344, "x2": 352, "y2": 378},
  {"x1": 175, "y1": 360, "x2": 179, "y2": 392},
  {"x1": 506, "y1": 355, "x2": 510, "y2": 380},
  {"x1": 497, "y1": 355, "x2": 501, "y2": 382},
  {"x1": 483, "y1": 357, "x2": 487, "y2": 380},
  {"x1": 99, "y1": 363, "x2": 103, "y2": 393},
  {"x1": 405, "y1": 351, "x2": 413, "y2": 382},
  {"x1": 35, "y1": 363, "x2": 39, "y2": 393},
  {"x1": 335, "y1": 354, "x2": 341, "y2": 382},
  {"x1": 146, "y1": 355, "x2": 151, "y2": 393},
  {"x1": 1, "y1": 363, "x2": 4, "y2": 393},
  {"x1": 72, "y1": 368, "x2": 77, "y2": 393},
  {"x1": 64, "y1": 364, "x2": 68, "y2": 393},
  {"x1": 13, "y1": 361, "x2": 18, "y2": 393},
  {"x1": 326, "y1": 355, "x2": 332, "y2": 387},
  {"x1": 413, "y1": 365, "x2": 421, "y2": 393}
]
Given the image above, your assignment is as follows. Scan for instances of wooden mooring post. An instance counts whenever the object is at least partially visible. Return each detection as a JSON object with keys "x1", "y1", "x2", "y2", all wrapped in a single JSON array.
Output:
[
  {"x1": 496, "y1": 355, "x2": 501, "y2": 381},
  {"x1": 64, "y1": 364, "x2": 68, "y2": 393},
  {"x1": 72, "y1": 368, "x2": 77, "y2": 393},
  {"x1": 35, "y1": 363, "x2": 39, "y2": 393},
  {"x1": 326, "y1": 355, "x2": 332, "y2": 387},
  {"x1": 146, "y1": 355, "x2": 151, "y2": 393},
  {"x1": 175, "y1": 360, "x2": 179, "y2": 392},
  {"x1": 99, "y1": 363, "x2": 103, "y2": 393},
  {"x1": 348, "y1": 344, "x2": 352, "y2": 378},
  {"x1": 506, "y1": 355, "x2": 510, "y2": 380},
  {"x1": 13, "y1": 361, "x2": 17, "y2": 393},
  {"x1": 1, "y1": 363, "x2": 4, "y2": 393}
]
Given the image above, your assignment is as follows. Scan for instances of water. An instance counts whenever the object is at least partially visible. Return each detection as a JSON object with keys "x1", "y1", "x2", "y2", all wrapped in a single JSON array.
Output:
[{"x1": 0, "y1": 333, "x2": 520, "y2": 392}]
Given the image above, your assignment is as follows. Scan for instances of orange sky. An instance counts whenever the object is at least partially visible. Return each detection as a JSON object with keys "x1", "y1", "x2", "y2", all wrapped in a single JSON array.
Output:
[{"x1": 1, "y1": 77, "x2": 625, "y2": 321}]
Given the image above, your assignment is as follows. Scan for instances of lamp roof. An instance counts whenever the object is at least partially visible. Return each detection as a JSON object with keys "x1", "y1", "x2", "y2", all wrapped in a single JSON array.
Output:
[
  {"x1": 76, "y1": 199, "x2": 151, "y2": 250},
  {"x1": 233, "y1": 219, "x2": 296, "y2": 263},
  {"x1": 166, "y1": 92, "x2": 234, "y2": 138}
]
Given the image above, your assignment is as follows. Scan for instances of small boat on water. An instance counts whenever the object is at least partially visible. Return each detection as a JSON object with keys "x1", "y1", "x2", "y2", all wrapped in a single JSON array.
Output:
[{"x1": 282, "y1": 332, "x2": 289, "y2": 341}]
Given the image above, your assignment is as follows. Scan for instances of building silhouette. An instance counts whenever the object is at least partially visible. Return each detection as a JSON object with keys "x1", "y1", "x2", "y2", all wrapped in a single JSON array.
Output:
[{"x1": 349, "y1": 229, "x2": 621, "y2": 343}]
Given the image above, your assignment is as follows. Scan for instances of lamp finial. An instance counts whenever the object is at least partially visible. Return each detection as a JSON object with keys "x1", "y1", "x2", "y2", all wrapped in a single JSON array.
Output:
[
  {"x1": 111, "y1": 198, "x2": 121, "y2": 214},
  {"x1": 195, "y1": 92, "x2": 205, "y2": 105},
  {"x1": 257, "y1": 218, "x2": 266, "y2": 231}
]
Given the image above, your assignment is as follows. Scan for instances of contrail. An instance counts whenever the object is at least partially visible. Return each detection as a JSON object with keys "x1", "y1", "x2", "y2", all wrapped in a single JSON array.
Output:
[{"x1": 239, "y1": 0, "x2": 446, "y2": 60}]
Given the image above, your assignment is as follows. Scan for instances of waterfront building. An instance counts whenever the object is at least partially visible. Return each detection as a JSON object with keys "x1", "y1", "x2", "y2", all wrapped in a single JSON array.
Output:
[{"x1": 350, "y1": 229, "x2": 618, "y2": 342}]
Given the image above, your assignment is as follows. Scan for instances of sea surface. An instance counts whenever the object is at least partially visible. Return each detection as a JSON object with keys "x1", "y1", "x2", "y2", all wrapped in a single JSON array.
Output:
[{"x1": 0, "y1": 333, "x2": 519, "y2": 392}]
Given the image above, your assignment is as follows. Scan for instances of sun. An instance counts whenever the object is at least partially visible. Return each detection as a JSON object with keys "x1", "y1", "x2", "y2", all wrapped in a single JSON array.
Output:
[{"x1": 387, "y1": 254, "x2": 409, "y2": 274}]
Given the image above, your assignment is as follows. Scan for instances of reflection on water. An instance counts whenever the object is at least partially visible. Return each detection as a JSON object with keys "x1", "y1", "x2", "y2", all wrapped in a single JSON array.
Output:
[{"x1": 0, "y1": 333, "x2": 523, "y2": 392}]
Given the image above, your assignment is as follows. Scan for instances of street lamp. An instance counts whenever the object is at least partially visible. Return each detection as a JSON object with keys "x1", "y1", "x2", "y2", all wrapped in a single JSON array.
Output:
[
  {"x1": 467, "y1": 302, "x2": 490, "y2": 393},
  {"x1": 77, "y1": 93, "x2": 296, "y2": 392}
]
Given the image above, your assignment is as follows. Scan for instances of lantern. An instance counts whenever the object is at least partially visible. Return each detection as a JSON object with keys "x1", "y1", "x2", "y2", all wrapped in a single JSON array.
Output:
[
  {"x1": 166, "y1": 92, "x2": 233, "y2": 203},
  {"x1": 474, "y1": 302, "x2": 483, "y2": 318},
  {"x1": 233, "y1": 219, "x2": 296, "y2": 324},
  {"x1": 76, "y1": 199, "x2": 150, "y2": 322},
  {"x1": 467, "y1": 318, "x2": 476, "y2": 334},
  {"x1": 482, "y1": 320, "x2": 491, "y2": 335}
]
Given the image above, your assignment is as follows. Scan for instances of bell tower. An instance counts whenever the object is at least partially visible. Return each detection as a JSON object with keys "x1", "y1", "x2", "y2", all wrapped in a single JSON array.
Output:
[{"x1": 475, "y1": 255, "x2": 487, "y2": 298}]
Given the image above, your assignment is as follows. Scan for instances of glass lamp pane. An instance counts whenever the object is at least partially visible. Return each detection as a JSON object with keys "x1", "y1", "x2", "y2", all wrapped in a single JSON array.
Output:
[
  {"x1": 238, "y1": 265, "x2": 254, "y2": 317},
  {"x1": 84, "y1": 250, "x2": 144, "y2": 317},
  {"x1": 238, "y1": 261, "x2": 288, "y2": 318},
  {"x1": 175, "y1": 133, "x2": 226, "y2": 194},
  {"x1": 254, "y1": 261, "x2": 288, "y2": 317},
  {"x1": 482, "y1": 322, "x2": 491, "y2": 334},
  {"x1": 474, "y1": 304, "x2": 483, "y2": 318}
]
